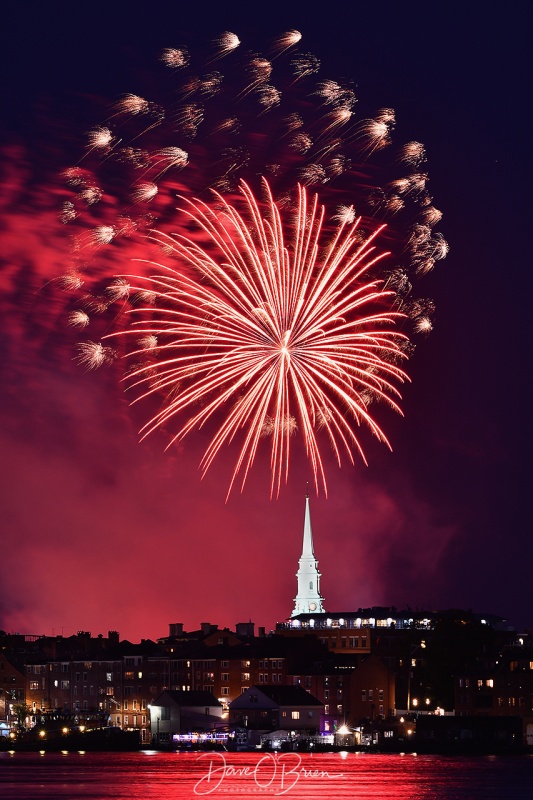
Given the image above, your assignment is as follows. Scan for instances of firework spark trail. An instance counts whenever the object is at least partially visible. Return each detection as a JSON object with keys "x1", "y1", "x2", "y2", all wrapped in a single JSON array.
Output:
[
  {"x1": 106, "y1": 179, "x2": 409, "y2": 498},
  {"x1": 55, "y1": 29, "x2": 447, "y2": 495}
]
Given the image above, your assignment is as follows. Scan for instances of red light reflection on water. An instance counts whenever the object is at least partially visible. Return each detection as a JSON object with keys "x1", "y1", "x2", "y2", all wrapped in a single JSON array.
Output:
[{"x1": 1, "y1": 751, "x2": 533, "y2": 799}]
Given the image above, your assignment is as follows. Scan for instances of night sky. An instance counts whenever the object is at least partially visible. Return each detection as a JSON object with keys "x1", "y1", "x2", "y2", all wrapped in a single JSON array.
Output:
[{"x1": 1, "y1": 1, "x2": 531, "y2": 641}]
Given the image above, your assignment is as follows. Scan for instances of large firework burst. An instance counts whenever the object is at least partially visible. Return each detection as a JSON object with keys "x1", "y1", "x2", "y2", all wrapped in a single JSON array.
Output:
[{"x1": 58, "y1": 30, "x2": 447, "y2": 495}]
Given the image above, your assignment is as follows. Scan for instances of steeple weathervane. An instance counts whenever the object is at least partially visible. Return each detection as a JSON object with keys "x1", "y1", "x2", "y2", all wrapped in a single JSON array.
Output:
[{"x1": 291, "y1": 493, "x2": 325, "y2": 617}]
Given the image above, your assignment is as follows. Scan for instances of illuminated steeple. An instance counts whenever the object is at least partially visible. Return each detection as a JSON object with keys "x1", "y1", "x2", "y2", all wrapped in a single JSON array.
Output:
[{"x1": 291, "y1": 492, "x2": 325, "y2": 617}]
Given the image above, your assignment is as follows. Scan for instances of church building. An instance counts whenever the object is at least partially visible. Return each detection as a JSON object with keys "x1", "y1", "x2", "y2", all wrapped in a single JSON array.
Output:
[{"x1": 291, "y1": 493, "x2": 325, "y2": 617}]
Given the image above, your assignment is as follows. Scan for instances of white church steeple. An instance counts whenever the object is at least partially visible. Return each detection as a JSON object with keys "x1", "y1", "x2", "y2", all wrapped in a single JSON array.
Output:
[{"x1": 291, "y1": 492, "x2": 325, "y2": 617}]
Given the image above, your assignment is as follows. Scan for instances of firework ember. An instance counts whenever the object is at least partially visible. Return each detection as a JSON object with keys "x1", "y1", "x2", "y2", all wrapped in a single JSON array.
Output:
[{"x1": 57, "y1": 30, "x2": 447, "y2": 496}]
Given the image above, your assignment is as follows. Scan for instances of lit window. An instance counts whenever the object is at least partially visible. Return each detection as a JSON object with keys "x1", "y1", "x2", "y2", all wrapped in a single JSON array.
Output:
[
  {"x1": 291, "y1": 711, "x2": 300, "y2": 720},
  {"x1": 487, "y1": 679, "x2": 494, "y2": 688}
]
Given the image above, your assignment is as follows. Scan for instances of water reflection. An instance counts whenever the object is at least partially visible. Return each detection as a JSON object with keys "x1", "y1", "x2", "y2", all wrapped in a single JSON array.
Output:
[{"x1": 0, "y1": 751, "x2": 532, "y2": 800}]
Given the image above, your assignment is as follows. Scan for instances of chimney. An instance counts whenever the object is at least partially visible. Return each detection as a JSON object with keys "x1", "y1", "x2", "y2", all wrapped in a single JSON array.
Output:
[
  {"x1": 108, "y1": 631, "x2": 120, "y2": 645},
  {"x1": 169, "y1": 623, "x2": 184, "y2": 637},
  {"x1": 235, "y1": 622, "x2": 255, "y2": 639},
  {"x1": 201, "y1": 622, "x2": 217, "y2": 635}
]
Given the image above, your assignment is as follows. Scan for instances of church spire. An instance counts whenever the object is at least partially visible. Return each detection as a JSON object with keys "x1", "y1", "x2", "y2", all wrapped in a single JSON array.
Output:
[{"x1": 291, "y1": 493, "x2": 325, "y2": 617}]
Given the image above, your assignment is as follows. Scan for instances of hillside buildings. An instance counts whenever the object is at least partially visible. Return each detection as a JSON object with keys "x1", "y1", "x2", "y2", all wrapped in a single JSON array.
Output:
[{"x1": 1, "y1": 496, "x2": 531, "y2": 749}]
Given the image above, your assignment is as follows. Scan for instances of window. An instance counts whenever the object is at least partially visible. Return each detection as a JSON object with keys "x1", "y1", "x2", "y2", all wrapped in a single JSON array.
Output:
[
  {"x1": 309, "y1": 581, "x2": 313, "y2": 590},
  {"x1": 124, "y1": 715, "x2": 129, "y2": 726},
  {"x1": 362, "y1": 690, "x2": 366, "y2": 701},
  {"x1": 291, "y1": 711, "x2": 300, "y2": 720},
  {"x1": 106, "y1": 687, "x2": 114, "y2": 695},
  {"x1": 368, "y1": 690, "x2": 373, "y2": 701},
  {"x1": 324, "y1": 704, "x2": 329, "y2": 714},
  {"x1": 350, "y1": 637, "x2": 359, "y2": 648},
  {"x1": 221, "y1": 673, "x2": 229, "y2": 681},
  {"x1": 361, "y1": 637, "x2": 367, "y2": 648},
  {"x1": 379, "y1": 690, "x2": 384, "y2": 702},
  {"x1": 124, "y1": 671, "x2": 134, "y2": 680},
  {"x1": 61, "y1": 680, "x2": 70, "y2": 689},
  {"x1": 241, "y1": 661, "x2": 250, "y2": 668},
  {"x1": 29, "y1": 681, "x2": 39, "y2": 690},
  {"x1": 123, "y1": 700, "x2": 128, "y2": 710},
  {"x1": 241, "y1": 673, "x2": 250, "y2": 681},
  {"x1": 142, "y1": 715, "x2": 147, "y2": 725},
  {"x1": 336, "y1": 704, "x2": 342, "y2": 713},
  {"x1": 106, "y1": 673, "x2": 113, "y2": 682},
  {"x1": 221, "y1": 687, "x2": 229, "y2": 696}
]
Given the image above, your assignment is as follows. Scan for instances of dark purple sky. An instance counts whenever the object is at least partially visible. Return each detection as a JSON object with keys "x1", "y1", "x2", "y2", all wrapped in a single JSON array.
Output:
[{"x1": 1, "y1": 1, "x2": 531, "y2": 640}]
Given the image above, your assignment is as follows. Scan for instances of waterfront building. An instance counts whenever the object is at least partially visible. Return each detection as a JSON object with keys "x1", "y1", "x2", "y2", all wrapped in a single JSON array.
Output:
[{"x1": 149, "y1": 690, "x2": 223, "y2": 744}]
